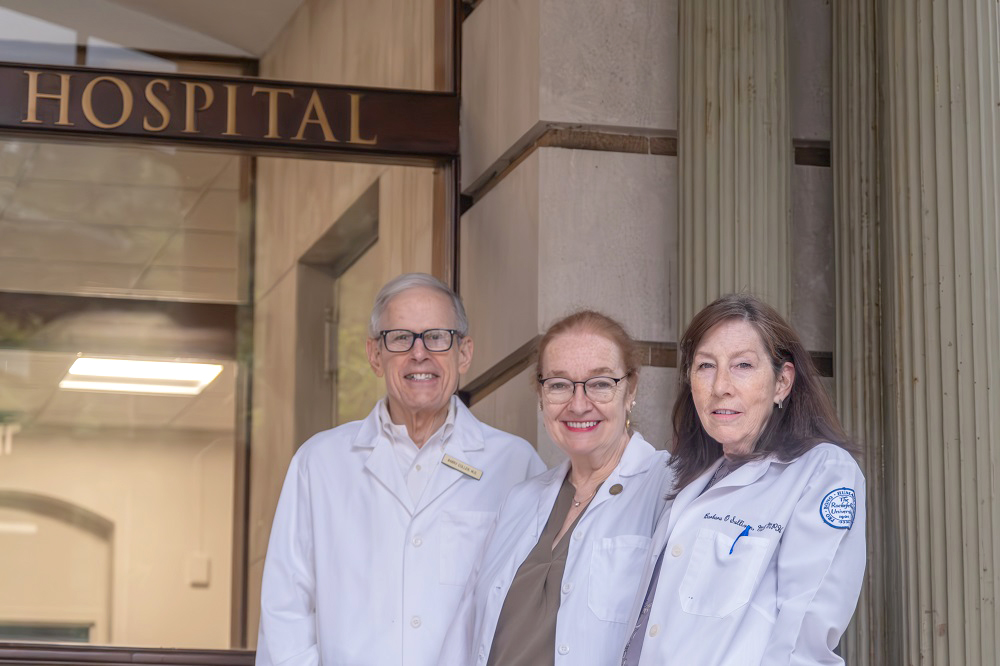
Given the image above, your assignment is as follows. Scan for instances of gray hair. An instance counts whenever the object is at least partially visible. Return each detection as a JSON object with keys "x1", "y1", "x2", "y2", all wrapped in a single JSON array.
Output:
[{"x1": 368, "y1": 273, "x2": 469, "y2": 338}]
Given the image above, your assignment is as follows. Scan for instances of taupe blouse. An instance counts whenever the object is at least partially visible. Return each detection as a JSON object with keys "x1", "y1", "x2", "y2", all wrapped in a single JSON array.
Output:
[{"x1": 486, "y1": 475, "x2": 589, "y2": 666}]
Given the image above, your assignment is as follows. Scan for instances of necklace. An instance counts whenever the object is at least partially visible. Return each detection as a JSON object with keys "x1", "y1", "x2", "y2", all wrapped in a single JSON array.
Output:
[{"x1": 572, "y1": 488, "x2": 598, "y2": 507}]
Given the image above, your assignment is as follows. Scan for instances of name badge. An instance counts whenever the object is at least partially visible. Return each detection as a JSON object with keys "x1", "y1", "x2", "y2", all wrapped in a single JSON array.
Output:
[{"x1": 442, "y1": 454, "x2": 483, "y2": 480}]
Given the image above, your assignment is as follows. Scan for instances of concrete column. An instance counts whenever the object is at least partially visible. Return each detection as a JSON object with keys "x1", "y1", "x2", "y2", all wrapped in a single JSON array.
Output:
[
  {"x1": 831, "y1": 2, "x2": 891, "y2": 664},
  {"x1": 881, "y1": 1, "x2": 1000, "y2": 663},
  {"x1": 677, "y1": 0, "x2": 792, "y2": 325}
]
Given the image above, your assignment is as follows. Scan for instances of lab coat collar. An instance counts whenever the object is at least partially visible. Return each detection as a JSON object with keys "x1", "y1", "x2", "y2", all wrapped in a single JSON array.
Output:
[
  {"x1": 586, "y1": 432, "x2": 656, "y2": 513},
  {"x1": 533, "y1": 432, "x2": 658, "y2": 534},
  {"x1": 352, "y1": 396, "x2": 484, "y2": 452},
  {"x1": 415, "y1": 400, "x2": 489, "y2": 513},
  {"x1": 663, "y1": 454, "x2": 777, "y2": 538},
  {"x1": 355, "y1": 396, "x2": 484, "y2": 514}
]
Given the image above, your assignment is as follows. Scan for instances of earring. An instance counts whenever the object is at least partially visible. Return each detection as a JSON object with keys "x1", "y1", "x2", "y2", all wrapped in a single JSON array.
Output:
[
  {"x1": 776, "y1": 398, "x2": 783, "y2": 410},
  {"x1": 626, "y1": 410, "x2": 632, "y2": 430}
]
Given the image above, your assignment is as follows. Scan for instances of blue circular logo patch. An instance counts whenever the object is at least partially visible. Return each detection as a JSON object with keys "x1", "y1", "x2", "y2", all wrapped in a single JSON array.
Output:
[{"x1": 820, "y1": 488, "x2": 856, "y2": 529}]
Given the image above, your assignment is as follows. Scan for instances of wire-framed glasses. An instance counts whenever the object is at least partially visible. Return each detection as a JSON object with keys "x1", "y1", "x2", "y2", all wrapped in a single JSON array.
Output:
[
  {"x1": 379, "y1": 329, "x2": 461, "y2": 353},
  {"x1": 537, "y1": 375, "x2": 629, "y2": 404}
]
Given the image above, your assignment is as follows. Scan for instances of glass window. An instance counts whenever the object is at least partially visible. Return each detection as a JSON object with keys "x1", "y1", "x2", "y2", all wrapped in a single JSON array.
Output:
[{"x1": 0, "y1": 137, "x2": 249, "y2": 649}]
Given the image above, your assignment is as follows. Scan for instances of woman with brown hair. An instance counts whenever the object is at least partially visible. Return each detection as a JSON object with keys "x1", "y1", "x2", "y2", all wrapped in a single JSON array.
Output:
[
  {"x1": 441, "y1": 310, "x2": 672, "y2": 666},
  {"x1": 622, "y1": 294, "x2": 866, "y2": 666}
]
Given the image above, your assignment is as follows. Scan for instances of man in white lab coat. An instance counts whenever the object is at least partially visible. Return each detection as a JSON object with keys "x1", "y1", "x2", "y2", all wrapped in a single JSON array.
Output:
[{"x1": 256, "y1": 273, "x2": 545, "y2": 666}]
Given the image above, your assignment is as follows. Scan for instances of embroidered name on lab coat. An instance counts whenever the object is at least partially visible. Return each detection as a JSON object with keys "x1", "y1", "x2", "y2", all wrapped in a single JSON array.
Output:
[{"x1": 442, "y1": 454, "x2": 483, "y2": 480}]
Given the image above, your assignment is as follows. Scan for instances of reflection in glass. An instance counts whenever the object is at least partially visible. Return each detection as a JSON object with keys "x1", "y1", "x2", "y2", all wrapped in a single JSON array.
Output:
[{"x1": 0, "y1": 136, "x2": 246, "y2": 649}]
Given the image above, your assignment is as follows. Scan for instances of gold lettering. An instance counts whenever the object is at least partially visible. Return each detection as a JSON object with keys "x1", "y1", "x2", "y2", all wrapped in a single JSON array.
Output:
[
  {"x1": 293, "y1": 90, "x2": 336, "y2": 142},
  {"x1": 81, "y1": 76, "x2": 133, "y2": 129},
  {"x1": 223, "y1": 84, "x2": 240, "y2": 136},
  {"x1": 183, "y1": 82, "x2": 214, "y2": 133},
  {"x1": 252, "y1": 86, "x2": 295, "y2": 138},
  {"x1": 23, "y1": 70, "x2": 73, "y2": 126},
  {"x1": 348, "y1": 92, "x2": 377, "y2": 145},
  {"x1": 143, "y1": 79, "x2": 170, "y2": 131}
]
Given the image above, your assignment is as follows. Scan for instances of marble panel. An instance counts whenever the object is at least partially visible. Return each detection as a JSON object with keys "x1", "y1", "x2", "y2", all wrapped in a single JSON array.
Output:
[
  {"x1": 496, "y1": 0, "x2": 541, "y2": 163},
  {"x1": 631, "y1": 366, "x2": 678, "y2": 452},
  {"x1": 483, "y1": 367, "x2": 541, "y2": 450},
  {"x1": 790, "y1": 165, "x2": 835, "y2": 353},
  {"x1": 460, "y1": 153, "x2": 540, "y2": 380},
  {"x1": 537, "y1": 148, "x2": 676, "y2": 343},
  {"x1": 788, "y1": 0, "x2": 832, "y2": 141},
  {"x1": 462, "y1": 0, "x2": 676, "y2": 187},
  {"x1": 461, "y1": 0, "x2": 501, "y2": 186},
  {"x1": 308, "y1": 0, "x2": 347, "y2": 83},
  {"x1": 539, "y1": 0, "x2": 675, "y2": 131}
]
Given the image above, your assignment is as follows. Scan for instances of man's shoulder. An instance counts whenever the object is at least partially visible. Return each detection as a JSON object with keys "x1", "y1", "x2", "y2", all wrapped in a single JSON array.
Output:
[
  {"x1": 461, "y1": 410, "x2": 536, "y2": 457},
  {"x1": 293, "y1": 418, "x2": 370, "y2": 463}
]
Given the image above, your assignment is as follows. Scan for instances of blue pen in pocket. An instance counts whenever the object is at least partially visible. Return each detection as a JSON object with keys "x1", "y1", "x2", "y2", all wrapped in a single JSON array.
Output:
[{"x1": 730, "y1": 525, "x2": 752, "y2": 554}]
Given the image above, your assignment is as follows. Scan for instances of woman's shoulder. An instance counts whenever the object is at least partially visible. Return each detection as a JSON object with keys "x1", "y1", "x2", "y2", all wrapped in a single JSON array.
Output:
[{"x1": 788, "y1": 442, "x2": 865, "y2": 483}]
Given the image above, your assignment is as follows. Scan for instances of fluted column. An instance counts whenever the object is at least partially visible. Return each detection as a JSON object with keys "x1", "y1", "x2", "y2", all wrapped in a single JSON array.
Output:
[
  {"x1": 881, "y1": 1, "x2": 1000, "y2": 663},
  {"x1": 831, "y1": 2, "x2": 891, "y2": 664},
  {"x1": 677, "y1": 0, "x2": 792, "y2": 326}
]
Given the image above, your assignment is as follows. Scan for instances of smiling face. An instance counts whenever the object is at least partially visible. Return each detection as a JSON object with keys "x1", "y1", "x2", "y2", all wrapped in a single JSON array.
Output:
[
  {"x1": 366, "y1": 286, "x2": 473, "y2": 424},
  {"x1": 689, "y1": 318, "x2": 794, "y2": 456},
  {"x1": 539, "y1": 331, "x2": 635, "y2": 465}
]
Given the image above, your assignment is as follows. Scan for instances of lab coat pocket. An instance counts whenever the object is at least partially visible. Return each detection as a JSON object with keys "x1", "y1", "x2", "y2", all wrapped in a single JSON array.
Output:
[
  {"x1": 439, "y1": 510, "x2": 496, "y2": 586},
  {"x1": 678, "y1": 528, "x2": 768, "y2": 618},
  {"x1": 588, "y1": 534, "x2": 652, "y2": 623}
]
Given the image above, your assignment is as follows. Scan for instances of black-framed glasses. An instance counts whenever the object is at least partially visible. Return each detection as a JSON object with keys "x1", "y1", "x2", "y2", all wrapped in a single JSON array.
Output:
[
  {"x1": 379, "y1": 329, "x2": 461, "y2": 353},
  {"x1": 537, "y1": 374, "x2": 629, "y2": 404}
]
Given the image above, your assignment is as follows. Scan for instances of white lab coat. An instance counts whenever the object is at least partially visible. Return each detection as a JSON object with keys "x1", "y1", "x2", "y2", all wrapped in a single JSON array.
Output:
[
  {"x1": 256, "y1": 397, "x2": 546, "y2": 666},
  {"x1": 626, "y1": 442, "x2": 866, "y2": 666},
  {"x1": 440, "y1": 432, "x2": 672, "y2": 666}
]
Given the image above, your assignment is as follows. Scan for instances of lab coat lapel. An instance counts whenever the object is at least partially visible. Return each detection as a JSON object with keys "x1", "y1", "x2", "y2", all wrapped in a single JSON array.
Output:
[
  {"x1": 357, "y1": 407, "x2": 416, "y2": 514},
  {"x1": 535, "y1": 460, "x2": 571, "y2": 537},
  {"x1": 414, "y1": 400, "x2": 485, "y2": 515},
  {"x1": 587, "y1": 433, "x2": 656, "y2": 513}
]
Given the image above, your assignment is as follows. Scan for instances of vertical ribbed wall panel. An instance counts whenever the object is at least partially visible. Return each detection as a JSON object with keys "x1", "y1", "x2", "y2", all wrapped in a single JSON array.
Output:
[
  {"x1": 831, "y1": 1, "x2": 890, "y2": 663},
  {"x1": 677, "y1": 0, "x2": 792, "y2": 327},
  {"x1": 881, "y1": 0, "x2": 1000, "y2": 663}
]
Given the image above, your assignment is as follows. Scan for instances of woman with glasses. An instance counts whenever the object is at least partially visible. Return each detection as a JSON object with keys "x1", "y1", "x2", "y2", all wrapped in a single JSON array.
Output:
[{"x1": 439, "y1": 310, "x2": 672, "y2": 666}]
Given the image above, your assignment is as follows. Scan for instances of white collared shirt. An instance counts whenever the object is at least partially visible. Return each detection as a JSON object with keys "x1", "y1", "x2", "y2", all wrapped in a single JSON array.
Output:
[{"x1": 379, "y1": 398, "x2": 457, "y2": 504}]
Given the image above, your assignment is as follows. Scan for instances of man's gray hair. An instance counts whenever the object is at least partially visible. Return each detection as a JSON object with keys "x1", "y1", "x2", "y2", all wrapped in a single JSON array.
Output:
[{"x1": 368, "y1": 273, "x2": 469, "y2": 338}]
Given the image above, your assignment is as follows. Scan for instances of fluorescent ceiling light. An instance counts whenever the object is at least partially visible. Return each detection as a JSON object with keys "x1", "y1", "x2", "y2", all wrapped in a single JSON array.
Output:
[
  {"x1": 59, "y1": 358, "x2": 223, "y2": 396},
  {"x1": 0, "y1": 522, "x2": 38, "y2": 535}
]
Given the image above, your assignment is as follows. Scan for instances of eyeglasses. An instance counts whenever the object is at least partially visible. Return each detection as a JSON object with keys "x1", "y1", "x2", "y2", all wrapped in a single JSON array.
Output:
[
  {"x1": 537, "y1": 375, "x2": 629, "y2": 404},
  {"x1": 379, "y1": 329, "x2": 461, "y2": 353}
]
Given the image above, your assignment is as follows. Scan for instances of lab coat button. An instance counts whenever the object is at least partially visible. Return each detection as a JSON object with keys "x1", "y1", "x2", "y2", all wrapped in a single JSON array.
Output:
[
  {"x1": 671, "y1": 545, "x2": 683, "y2": 557},
  {"x1": 609, "y1": 483, "x2": 623, "y2": 495},
  {"x1": 561, "y1": 582, "x2": 573, "y2": 594},
  {"x1": 557, "y1": 645, "x2": 570, "y2": 655},
  {"x1": 412, "y1": 536, "x2": 423, "y2": 547},
  {"x1": 573, "y1": 531, "x2": 583, "y2": 541},
  {"x1": 649, "y1": 624, "x2": 659, "y2": 637},
  {"x1": 410, "y1": 616, "x2": 422, "y2": 628}
]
